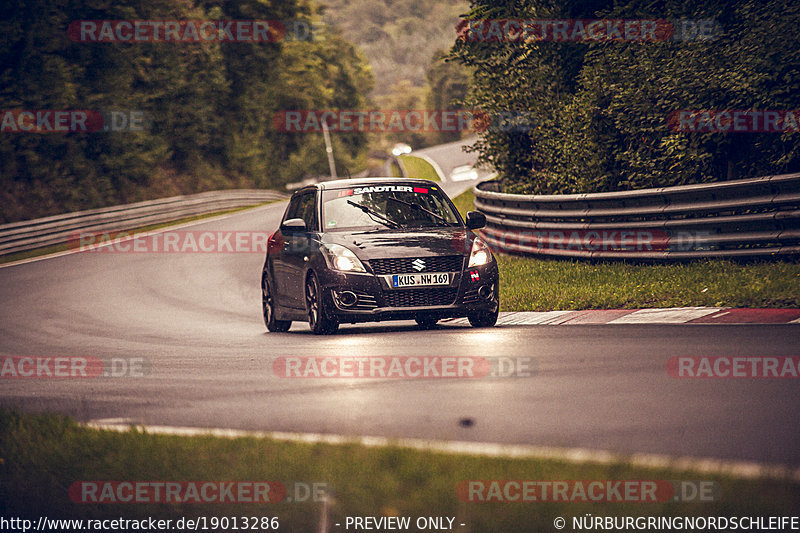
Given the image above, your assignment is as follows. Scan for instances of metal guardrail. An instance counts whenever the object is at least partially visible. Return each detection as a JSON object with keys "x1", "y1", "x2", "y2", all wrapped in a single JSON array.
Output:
[
  {"x1": 0, "y1": 189, "x2": 287, "y2": 256},
  {"x1": 473, "y1": 173, "x2": 800, "y2": 259}
]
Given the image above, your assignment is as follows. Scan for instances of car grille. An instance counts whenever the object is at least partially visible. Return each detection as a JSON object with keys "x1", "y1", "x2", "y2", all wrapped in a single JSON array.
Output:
[
  {"x1": 368, "y1": 255, "x2": 464, "y2": 275},
  {"x1": 462, "y1": 287, "x2": 480, "y2": 305},
  {"x1": 383, "y1": 287, "x2": 458, "y2": 307},
  {"x1": 351, "y1": 291, "x2": 378, "y2": 310}
]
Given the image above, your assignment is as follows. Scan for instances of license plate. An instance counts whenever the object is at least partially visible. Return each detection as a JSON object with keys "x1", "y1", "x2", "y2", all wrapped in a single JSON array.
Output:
[{"x1": 390, "y1": 272, "x2": 450, "y2": 288}]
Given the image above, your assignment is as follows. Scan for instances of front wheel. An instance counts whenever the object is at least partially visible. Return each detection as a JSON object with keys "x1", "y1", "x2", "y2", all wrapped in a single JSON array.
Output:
[
  {"x1": 305, "y1": 272, "x2": 339, "y2": 335},
  {"x1": 468, "y1": 307, "x2": 498, "y2": 328},
  {"x1": 262, "y1": 275, "x2": 291, "y2": 332}
]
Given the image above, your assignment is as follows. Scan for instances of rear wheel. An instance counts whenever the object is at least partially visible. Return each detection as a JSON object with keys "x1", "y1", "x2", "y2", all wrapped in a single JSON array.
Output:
[
  {"x1": 262, "y1": 275, "x2": 291, "y2": 332},
  {"x1": 415, "y1": 316, "x2": 439, "y2": 330},
  {"x1": 468, "y1": 307, "x2": 498, "y2": 328},
  {"x1": 305, "y1": 272, "x2": 339, "y2": 335}
]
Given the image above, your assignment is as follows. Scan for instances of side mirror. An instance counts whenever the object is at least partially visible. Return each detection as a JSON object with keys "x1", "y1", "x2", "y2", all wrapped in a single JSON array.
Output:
[
  {"x1": 280, "y1": 218, "x2": 307, "y2": 232},
  {"x1": 465, "y1": 211, "x2": 486, "y2": 230}
]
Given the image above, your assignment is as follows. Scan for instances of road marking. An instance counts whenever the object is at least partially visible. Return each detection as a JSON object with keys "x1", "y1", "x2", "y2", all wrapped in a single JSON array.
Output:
[
  {"x1": 443, "y1": 311, "x2": 575, "y2": 326},
  {"x1": 441, "y1": 308, "x2": 800, "y2": 325},
  {"x1": 415, "y1": 153, "x2": 448, "y2": 182},
  {"x1": 608, "y1": 307, "x2": 724, "y2": 324},
  {"x1": 85, "y1": 419, "x2": 800, "y2": 482}
]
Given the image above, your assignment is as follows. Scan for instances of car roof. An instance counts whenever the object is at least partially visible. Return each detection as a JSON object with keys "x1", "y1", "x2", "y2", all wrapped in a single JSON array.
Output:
[{"x1": 296, "y1": 177, "x2": 439, "y2": 193}]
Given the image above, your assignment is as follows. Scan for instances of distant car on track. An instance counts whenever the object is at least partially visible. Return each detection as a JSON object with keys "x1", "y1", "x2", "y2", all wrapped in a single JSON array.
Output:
[
  {"x1": 449, "y1": 164, "x2": 479, "y2": 182},
  {"x1": 391, "y1": 143, "x2": 412, "y2": 156},
  {"x1": 261, "y1": 178, "x2": 499, "y2": 334}
]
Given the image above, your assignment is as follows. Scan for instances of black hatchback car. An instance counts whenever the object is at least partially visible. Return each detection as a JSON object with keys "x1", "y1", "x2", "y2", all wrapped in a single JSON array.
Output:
[{"x1": 261, "y1": 178, "x2": 499, "y2": 334}]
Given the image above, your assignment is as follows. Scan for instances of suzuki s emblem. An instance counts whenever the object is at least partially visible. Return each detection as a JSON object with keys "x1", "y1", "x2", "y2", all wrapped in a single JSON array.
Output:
[{"x1": 411, "y1": 259, "x2": 426, "y2": 271}]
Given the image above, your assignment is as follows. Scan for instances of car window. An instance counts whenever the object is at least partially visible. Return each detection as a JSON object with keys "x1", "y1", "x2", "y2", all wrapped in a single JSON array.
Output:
[
  {"x1": 283, "y1": 191, "x2": 318, "y2": 231},
  {"x1": 298, "y1": 191, "x2": 318, "y2": 231},
  {"x1": 284, "y1": 194, "x2": 304, "y2": 222},
  {"x1": 321, "y1": 184, "x2": 460, "y2": 231}
]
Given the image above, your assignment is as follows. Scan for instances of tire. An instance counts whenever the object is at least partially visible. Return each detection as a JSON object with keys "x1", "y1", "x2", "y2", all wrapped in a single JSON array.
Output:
[
  {"x1": 415, "y1": 316, "x2": 439, "y2": 330},
  {"x1": 305, "y1": 272, "x2": 339, "y2": 335},
  {"x1": 262, "y1": 274, "x2": 291, "y2": 332},
  {"x1": 468, "y1": 307, "x2": 499, "y2": 328}
]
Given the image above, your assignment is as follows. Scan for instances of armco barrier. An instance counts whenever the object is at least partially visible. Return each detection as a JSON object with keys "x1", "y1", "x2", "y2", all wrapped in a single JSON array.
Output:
[
  {"x1": 0, "y1": 189, "x2": 286, "y2": 256},
  {"x1": 473, "y1": 173, "x2": 800, "y2": 259}
]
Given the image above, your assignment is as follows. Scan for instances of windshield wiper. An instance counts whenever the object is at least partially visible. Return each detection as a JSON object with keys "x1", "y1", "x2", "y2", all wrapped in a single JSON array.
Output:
[
  {"x1": 386, "y1": 197, "x2": 450, "y2": 225},
  {"x1": 347, "y1": 200, "x2": 401, "y2": 229}
]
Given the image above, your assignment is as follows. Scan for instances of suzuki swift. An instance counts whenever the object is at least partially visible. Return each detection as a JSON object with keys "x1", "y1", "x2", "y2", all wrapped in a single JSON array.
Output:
[{"x1": 261, "y1": 178, "x2": 499, "y2": 334}]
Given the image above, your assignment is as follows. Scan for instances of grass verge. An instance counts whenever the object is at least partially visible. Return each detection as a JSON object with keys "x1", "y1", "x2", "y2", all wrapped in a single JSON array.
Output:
[
  {"x1": 399, "y1": 155, "x2": 441, "y2": 181},
  {"x1": 1, "y1": 410, "x2": 797, "y2": 530},
  {"x1": 0, "y1": 202, "x2": 281, "y2": 266},
  {"x1": 451, "y1": 186, "x2": 477, "y2": 218},
  {"x1": 498, "y1": 256, "x2": 800, "y2": 310},
  {"x1": 450, "y1": 189, "x2": 800, "y2": 310}
]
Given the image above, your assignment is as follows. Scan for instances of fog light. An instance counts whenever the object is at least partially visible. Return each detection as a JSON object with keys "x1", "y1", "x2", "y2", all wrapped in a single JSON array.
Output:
[
  {"x1": 337, "y1": 290, "x2": 358, "y2": 307},
  {"x1": 477, "y1": 285, "x2": 491, "y2": 299}
]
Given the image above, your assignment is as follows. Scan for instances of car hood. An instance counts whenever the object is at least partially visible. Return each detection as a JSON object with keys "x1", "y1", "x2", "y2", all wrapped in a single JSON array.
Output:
[{"x1": 322, "y1": 227, "x2": 474, "y2": 259}]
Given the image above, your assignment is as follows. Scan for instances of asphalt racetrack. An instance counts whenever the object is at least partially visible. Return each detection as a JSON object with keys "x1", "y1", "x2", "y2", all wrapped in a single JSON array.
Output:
[{"x1": 1, "y1": 174, "x2": 798, "y2": 468}]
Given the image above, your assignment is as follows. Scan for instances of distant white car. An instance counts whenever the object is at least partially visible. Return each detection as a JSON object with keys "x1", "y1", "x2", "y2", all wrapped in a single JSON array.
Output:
[
  {"x1": 391, "y1": 143, "x2": 412, "y2": 156},
  {"x1": 449, "y1": 165, "x2": 478, "y2": 181}
]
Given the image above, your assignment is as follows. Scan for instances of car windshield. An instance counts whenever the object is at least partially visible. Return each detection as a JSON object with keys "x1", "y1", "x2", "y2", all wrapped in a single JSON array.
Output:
[{"x1": 321, "y1": 184, "x2": 461, "y2": 231}]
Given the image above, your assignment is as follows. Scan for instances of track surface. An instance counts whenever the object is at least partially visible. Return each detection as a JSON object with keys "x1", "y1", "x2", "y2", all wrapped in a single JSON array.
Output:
[
  {"x1": 1, "y1": 145, "x2": 799, "y2": 468},
  {"x1": 412, "y1": 136, "x2": 494, "y2": 183}
]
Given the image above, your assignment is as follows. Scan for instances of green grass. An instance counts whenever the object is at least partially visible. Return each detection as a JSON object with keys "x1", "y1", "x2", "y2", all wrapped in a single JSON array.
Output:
[
  {"x1": 1, "y1": 410, "x2": 797, "y2": 530},
  {"x1": 399, "y1": 154, "x2": 440, "y2": 181},
  {"x1": 0, "y1": 202, "x2": 280, "y2": 266},
  {"x1": 449, "y1": 189, "x2": 800, "y2": 311},
  {"x1": 451, "y1": 186, "x2": 477, "y2": 218},
  {"x1": 497, "y1": 256, "x2": 800, "y2": 311}
]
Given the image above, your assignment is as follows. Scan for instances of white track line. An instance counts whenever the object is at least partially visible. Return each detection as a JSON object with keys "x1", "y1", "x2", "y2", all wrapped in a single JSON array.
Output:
[
  {"x1": 608, "y1": 307, "x2": 724, "y2": 324},
  {"x1": 86, "y1": 420, "x2": 800, "y2": 482},
  {"x1": 443, "y1": 311, "x2": 577, "y2": 326},
  {"x1": 413, "y1": 153, "x2": 448, "y2": 182},
  {"x1": 445, "y1": 309, "x2": 764, "y2": 326}
]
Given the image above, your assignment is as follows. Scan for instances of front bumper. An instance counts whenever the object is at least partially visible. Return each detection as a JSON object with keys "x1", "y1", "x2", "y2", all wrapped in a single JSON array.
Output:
[{"x1": 315, "y1": 261, "x2": 499, "y2": 323}]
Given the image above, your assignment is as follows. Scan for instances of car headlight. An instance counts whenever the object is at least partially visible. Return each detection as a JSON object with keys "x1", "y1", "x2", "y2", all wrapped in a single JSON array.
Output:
[
  {"x1": 321, "y1": 244, "x2": 367, "y2": 273},
  {"x1": 468, "y1": 237, "x2": 492, "y2": 267}
]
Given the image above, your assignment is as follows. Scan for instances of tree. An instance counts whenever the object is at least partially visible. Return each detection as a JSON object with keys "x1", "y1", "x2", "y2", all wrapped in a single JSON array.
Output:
[
  {"x1": 426, "y1": 49, "x2": 471, "y2": 144},
  {"x1": 448, "y1": 0, "x2": 800, "y2": 194},
  {"x1": 0, "y1": 0, "x2": 374, "y2": 222}
]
